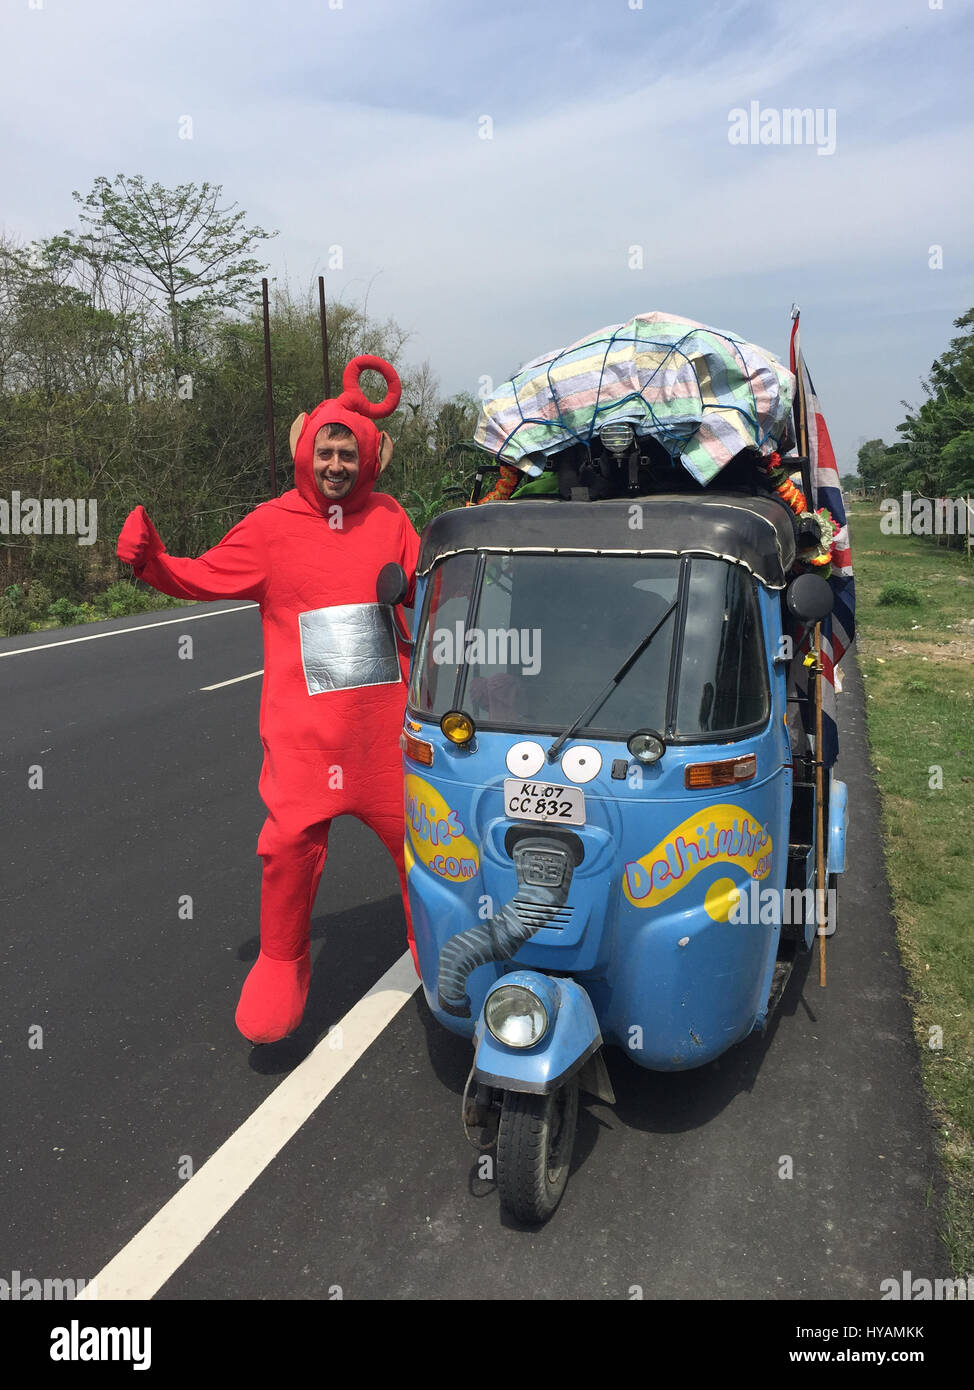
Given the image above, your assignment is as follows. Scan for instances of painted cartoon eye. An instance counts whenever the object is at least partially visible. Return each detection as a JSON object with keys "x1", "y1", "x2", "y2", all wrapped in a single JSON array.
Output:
[
  {"x1": 560, "y1": 745, "x2": 602, "y2": 784},
  {"x1": 506, "y1": 741, "x2": 546, "y2": 776}
]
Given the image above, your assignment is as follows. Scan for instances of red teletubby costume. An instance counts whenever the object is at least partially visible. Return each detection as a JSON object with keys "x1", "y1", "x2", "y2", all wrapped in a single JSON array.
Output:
[{"x1": 116, "y1": 357, "x2": 420, "y2": 1043}]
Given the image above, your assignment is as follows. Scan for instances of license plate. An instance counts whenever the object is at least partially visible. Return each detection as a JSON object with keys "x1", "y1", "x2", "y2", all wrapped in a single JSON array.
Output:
[{"x1": 503, "y1": 778, "x2": 586, "y2": 826}]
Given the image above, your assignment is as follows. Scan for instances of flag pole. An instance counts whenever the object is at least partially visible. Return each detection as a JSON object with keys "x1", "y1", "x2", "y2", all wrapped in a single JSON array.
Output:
[{"x1": 792, "y1": 306, "x2": 827, "y2": 987}]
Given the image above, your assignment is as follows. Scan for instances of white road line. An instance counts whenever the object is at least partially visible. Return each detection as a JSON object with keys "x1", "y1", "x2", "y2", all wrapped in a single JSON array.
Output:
[
  {"x1": 0, "y1": 605, "x2": 257, "y2": 658},
  {"x1": 75, "y1": 952, "x2": 421, "y2": 1301},
  {"x1": 201, "y1": 670, "x2": 264, "y2": 691}
]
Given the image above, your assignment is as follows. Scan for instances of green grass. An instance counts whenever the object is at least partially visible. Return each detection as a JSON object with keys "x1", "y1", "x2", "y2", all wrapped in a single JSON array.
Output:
[{"x1": 849, "y1": 503, "x2": 974, "y2": 1272}]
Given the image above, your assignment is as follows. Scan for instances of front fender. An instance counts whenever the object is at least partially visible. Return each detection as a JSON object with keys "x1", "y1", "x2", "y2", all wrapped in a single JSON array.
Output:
[{"x1": 473, "y1": 972, "x2": 602, "y2": 1095}]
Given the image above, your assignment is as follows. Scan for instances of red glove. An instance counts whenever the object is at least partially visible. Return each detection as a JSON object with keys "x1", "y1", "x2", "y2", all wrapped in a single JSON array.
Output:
[{"x1": 117, "y1": 506, "x2": 165, "y2": 571}]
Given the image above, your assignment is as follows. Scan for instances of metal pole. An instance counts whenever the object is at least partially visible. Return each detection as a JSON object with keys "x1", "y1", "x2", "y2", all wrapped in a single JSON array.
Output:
[
  {"x1": 261, "y1": 278, "x2": 277, "y2": 498},
  {"x1": 318, "y1": 276, "x2": 331, "y2": 398}
]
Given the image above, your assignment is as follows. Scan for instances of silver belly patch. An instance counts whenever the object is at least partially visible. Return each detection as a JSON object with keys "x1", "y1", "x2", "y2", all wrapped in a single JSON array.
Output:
[{"x1": 298, "y1": 602, "x2": 401, "y2": 695}]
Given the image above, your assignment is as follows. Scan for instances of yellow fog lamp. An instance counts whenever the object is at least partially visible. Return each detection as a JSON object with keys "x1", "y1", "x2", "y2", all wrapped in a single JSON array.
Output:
[
  {"x1": 440, "y1": 710, "x2": 476, "y2": 746},
  {"x1": 627, "y1": 728, "x2": 665, "y2": 764}
]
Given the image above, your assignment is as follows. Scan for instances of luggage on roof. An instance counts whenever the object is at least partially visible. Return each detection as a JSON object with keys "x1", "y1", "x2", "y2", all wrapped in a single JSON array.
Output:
[{"x1": 472, "y1": 310, "x2": 796, "y2": 487}]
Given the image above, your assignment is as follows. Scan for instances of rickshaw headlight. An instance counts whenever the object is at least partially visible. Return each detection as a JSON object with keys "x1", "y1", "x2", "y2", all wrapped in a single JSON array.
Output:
[
  {"x1": 485, "y1": 985, "x2": 548, "y2": 1048},
  {"x1": 441, "y1": 710, "x2": 476, "y2": 745},
  {"x1": 628, "y1": 729, "x2": 665, "y2": 764}
]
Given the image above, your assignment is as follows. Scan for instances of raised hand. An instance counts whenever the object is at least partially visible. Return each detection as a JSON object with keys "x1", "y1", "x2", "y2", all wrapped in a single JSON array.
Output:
[{"x1": 116, "y1": 505, "x2": 163, "y2": 569}]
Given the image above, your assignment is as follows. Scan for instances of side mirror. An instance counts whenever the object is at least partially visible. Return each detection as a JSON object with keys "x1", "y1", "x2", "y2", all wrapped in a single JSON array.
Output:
[
  {"x1": 377, "y1": 562, "x2": 409, "y2": 607},
  {"x1": 786, "y1": 573, "x2": 834, "y2": 624}
]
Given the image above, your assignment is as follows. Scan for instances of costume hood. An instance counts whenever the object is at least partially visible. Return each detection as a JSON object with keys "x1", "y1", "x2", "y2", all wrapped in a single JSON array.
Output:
[{"x1": 291, "y1": 355, "x2": 402, "y2": 515}]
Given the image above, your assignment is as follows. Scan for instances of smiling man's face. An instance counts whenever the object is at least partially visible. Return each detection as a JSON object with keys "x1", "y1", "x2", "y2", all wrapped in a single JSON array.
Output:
[{"x1": 313, "y1": 424, "x2": 360, "y2": 500}]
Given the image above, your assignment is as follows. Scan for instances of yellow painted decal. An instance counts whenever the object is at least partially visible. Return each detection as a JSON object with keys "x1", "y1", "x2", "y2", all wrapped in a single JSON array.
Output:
[
  {"x1": 405, "y1": 774, "x2": 480, "y2": 882},
  {"x1": 624, "y1": 804, "x2": 772, "y2": 909},
  {"x1": 704, "y1": 876, "x2": 739, "y2": 922}
]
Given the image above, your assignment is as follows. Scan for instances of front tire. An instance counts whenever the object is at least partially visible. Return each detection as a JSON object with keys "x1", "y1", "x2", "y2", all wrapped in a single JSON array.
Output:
[{"x1": 496, "y1": 1079, "x2": 579, "y2": 1223}]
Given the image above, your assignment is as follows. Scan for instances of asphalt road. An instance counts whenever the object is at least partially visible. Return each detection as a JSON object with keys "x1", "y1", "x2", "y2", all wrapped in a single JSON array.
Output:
[{"x1": 0, "y1": 603, "x2": 950, "y2": 1300}]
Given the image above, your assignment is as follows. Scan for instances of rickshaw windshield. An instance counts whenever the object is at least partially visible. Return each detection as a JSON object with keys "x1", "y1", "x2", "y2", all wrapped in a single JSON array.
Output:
[{"x1": 408, "y1": 553, "x2": 770, "y2": 741}]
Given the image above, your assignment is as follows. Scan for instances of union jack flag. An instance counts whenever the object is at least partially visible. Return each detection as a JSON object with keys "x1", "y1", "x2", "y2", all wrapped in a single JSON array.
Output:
[{"x1": 789, "y1": 311, "x2": 855, "y2": 769}]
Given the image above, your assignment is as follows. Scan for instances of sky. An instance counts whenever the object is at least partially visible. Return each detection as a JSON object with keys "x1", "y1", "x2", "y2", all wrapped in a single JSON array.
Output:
[{"x1": 3, "y1": 0, "x2": 973, "y2": 473}]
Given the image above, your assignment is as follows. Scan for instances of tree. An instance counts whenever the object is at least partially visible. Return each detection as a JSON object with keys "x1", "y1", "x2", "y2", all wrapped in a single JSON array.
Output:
[
  {"x1": 856, "y1": 439, "x2": 889, "y2": 494},
  {"x1": 69, "y1": 176, "x2": 277, "y2": 364},
  {"x1": 939, "y1": 432, "x2": 974, "y2": 492},
  {"x1": 895, "y1": 307, "x2": 974, "y2": 495},
  {"x1": 0, "y1": 233, "x2": 139, "y2": 401}
]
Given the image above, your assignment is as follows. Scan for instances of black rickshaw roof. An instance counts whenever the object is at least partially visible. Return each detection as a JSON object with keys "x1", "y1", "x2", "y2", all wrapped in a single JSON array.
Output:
[{"x1": 417, "y1": 494, "x2": 797, "y2": 589}]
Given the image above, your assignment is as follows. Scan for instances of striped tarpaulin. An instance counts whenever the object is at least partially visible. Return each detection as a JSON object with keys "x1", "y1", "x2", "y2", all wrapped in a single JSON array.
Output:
[{"x1": 473, "y1": 311, "x2": 796, "y2": 483}]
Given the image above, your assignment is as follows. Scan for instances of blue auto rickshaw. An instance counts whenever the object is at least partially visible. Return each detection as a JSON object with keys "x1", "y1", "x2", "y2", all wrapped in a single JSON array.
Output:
[{"x1": 392, "y1": 490, "x2": 847, "y2": 1222}]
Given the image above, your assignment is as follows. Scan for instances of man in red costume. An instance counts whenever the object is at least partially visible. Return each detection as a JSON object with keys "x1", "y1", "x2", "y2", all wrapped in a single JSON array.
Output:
[{"x1": 116, "y1": 357, "x2": 420, "y2": 1044}]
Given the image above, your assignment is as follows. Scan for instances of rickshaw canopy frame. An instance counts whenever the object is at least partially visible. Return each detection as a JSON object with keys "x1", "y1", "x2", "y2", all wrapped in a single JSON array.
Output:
[{"x1": 417, "y1": 495, "x2": 797, "y2": 590}]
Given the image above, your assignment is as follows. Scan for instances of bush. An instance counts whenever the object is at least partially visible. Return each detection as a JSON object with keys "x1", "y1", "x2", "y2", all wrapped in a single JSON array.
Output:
[
  {"x1": 48, "y1": 597, "x2": 81, "y2": 627},
  {"x1": 23, "y1": 581, "x2": 52, "y2": 621},
  {"x1": 0, "y1": 584, "x2": 30, "y2": 637},
  {"x1": 5, "y1": 581, "x2": 164, "y2": 635},
  {"x1": 878, "y1": 581, "x2": 923, "y2": 606},
  {"x1": 92, "y1": 581, "x2": 158, "y2": 618}
]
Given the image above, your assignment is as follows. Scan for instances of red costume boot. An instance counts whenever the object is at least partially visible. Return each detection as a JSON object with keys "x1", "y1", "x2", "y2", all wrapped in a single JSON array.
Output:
[{"x1": 117, "y1": 356, "x2": 420, "y2": 1043}]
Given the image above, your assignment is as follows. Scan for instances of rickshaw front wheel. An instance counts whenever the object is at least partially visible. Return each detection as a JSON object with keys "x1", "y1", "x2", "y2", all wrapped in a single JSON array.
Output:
[{"x1": 496, "y1": 1079, "x2": 579, "y2": 1223}]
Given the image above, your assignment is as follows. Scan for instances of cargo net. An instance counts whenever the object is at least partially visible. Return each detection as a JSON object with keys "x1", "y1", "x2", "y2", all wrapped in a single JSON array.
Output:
[{"x1": 472, "y1": 311, "x2": 797, "y2": 487}]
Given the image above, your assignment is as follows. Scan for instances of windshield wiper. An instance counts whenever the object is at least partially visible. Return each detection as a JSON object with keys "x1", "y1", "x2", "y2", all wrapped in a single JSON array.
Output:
[{"x1": 545, "y1": 600, "x2": 679, "y2": 762}]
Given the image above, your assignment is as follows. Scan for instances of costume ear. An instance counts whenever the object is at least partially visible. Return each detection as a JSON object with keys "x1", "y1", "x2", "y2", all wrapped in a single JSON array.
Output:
[
  {"x1": 378, "y1": 430, "x2": 394, "y2": 474},
  {"x1": 289, "y1": 413, "x2": 308, "y2": 460}
]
